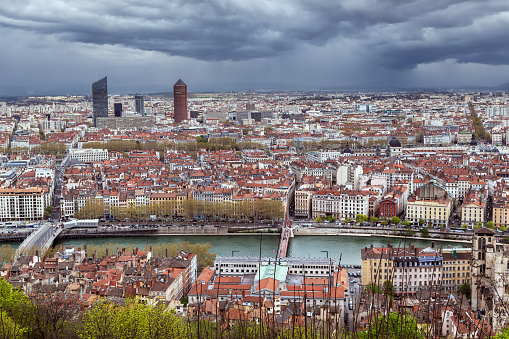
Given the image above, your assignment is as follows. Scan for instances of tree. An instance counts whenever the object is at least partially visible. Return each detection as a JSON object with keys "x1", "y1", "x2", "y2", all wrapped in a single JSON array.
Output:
[
  {"x1": 462, "y1": 223, "x2": 469, "y2": 231},
  {"x1": 0, "y1": 278, "x2": 31, "y2": 338},
  {"x1": 325, "y1": 215, "x2": 335, "y2": 222},
  {"x1": 365, "y1": 282, "x2": 381, "y2": 295},
  {"x1": 474, "y1": 222, "x2": 482, "y2": 229},
  {"x1": 25, "y1": 284, "x2": 81, "y2": 339},
  {"x1": 421, "y1": 227, "x2": 430, "y2": 238},
  {"x1": 495, "y1": 327, "x2": 509, "y2": 339},
  {"x1": 382, "y1": 280, "x2": 395, "y2": 299},
  {"x1": 369, "y1": 216, "x2": 379, "y2": 223},
  {"x1": 195, "y1": 135, "x2": 207, "y2": 143},
  {"x1": 182, "y1": 199, "x2": 198, "y2": 221},
  {"x1": 402, "y1": 220, "x2": 411, "y2": 227},
  {"x1": 358, "y1": 312, "x2": 426, "y2": 339},
  {"x1": 44, "y1": 206, "x2": 54, "y2": 219},
  {"x1": 315, "y1": 217, "x2": 322, "y2": 223},
  {"x1": 459, "y1": 282, "x2": 472, "y2": 300},
  {"x1": 418, "y1": 219, "x2": 425, "y2": 226},
  {"x1": 356, "y1": 214, "x2": 368, "y2": 223},
  {"x1": 390, "y1": 216, "x2": 401, "y2": 225},
  {"x1": 79, "y1": 299, "x2": 191, "y2": 339},
  {"x1": 0, "y1": 245, "x2": 15, "y2": 265},
  {"x1": 75, "y1": 201, "x2": 104, "y2": 219},
  {"x1": 486, "y1": 221, "x2": 495, "y2": 229},
  {"x1": 501, "y1": 225, "x2": 508, "y2": 232}
]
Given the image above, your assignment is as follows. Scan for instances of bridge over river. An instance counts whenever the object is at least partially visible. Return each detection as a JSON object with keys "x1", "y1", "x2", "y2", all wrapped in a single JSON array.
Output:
[
  {"x1": 277, "y1": 182, "x2": 295, "y2": 258},
  {"x1": 14, "y1": 223, "x2": 62, "y2": 260}
]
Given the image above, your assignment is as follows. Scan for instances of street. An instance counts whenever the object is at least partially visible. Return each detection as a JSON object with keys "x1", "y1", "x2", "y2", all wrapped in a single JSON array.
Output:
[{"x1": 344, "y1": 266, "x2": 362, "y2": 332}]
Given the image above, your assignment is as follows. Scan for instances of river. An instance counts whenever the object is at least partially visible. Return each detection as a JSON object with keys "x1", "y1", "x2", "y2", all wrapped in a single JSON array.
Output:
[{"x1": 53, "y1": 234, "x2": 468, "y2": 265}]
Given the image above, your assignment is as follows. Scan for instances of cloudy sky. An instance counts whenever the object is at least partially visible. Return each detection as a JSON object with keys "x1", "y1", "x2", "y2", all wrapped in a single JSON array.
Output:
[{"x1": 1, "y1": 0, "x2": 509, "y2": 95}]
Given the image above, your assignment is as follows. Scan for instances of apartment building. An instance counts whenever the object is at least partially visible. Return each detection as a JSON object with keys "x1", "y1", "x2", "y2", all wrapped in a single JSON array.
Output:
[
  {"x1": 0, "y1": 187, "x2": 46, "y2": 221},
  {"x1": 68, "y1": 148, "x2": 109, "y2": 163},
  {"x1": 441, "y1": 248, "x2": 471, "y2": 292},
  {"x1": 405, "y1": 181, "x2": 452, "y2": 227},
  {"x1": 392, "y1": 245, "x2": 442, "y2": 294},
  {"x1": 360, "y1": 245, "x2": 393, "y2": 286},
  {"x1": 294, "y1": 185, "x2": 315, "y2": 218},
  {"x1": 312, "y1": 188, "x2": 370, "y2": 220},
  {"x1": 378, "y1": 185, "x2": 408, "y2": 219},
  {"x1": 461, "y1": 190, "x2": 486, "y2": 227},
  {"x1": 337, "y1": 164, "x2": 363, "y2": 190},
  {"x1": 491, "y1": 186, "x2": 509, "y2": 227},
  {"x1": 361, "y1": 244, "x2": 443, "y2": 295},
  {"x1": 406, "y1": 197, "x2": 452, "y2": 227}
]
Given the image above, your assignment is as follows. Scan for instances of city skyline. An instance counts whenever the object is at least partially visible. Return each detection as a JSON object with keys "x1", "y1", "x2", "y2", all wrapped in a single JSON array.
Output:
[{"x1": 1, "y1": 0, "x2": 509, "y2": 96}]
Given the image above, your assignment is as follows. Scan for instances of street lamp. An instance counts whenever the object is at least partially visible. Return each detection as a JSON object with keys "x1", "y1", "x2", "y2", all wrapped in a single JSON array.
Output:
[
  {"x1": 321, "y1": 250, "x2": 328, "y2": 258},
  {"x1": 232, "y1": 250, "x2": 239, "y2": 257}
]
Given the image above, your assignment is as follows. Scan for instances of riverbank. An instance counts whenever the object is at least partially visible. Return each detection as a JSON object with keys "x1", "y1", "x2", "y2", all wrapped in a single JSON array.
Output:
[
  {"x1": 294, "y1": 227, "x2": 472, "y2": 244},
  {"x1": 296, "y1": 231, "x2": 470, "y2": 244}
]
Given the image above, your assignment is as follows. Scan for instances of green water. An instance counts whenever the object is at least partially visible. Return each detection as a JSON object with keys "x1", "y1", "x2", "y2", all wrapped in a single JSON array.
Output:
[{"x1": 54, "y1": 235, "x2": 467, "y2": 265}]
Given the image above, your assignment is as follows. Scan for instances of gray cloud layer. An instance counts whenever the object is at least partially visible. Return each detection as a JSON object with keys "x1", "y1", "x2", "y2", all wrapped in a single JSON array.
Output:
[
  {"x1": 1, "y1": 0, "x2": 508, "y2": 67},
  {"x1": 1, "y1": 0, "x2": 509, "y2": 94}
]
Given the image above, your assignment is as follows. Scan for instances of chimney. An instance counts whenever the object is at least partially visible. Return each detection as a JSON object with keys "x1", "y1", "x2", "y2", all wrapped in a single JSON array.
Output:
[
  {"x1": 106, "y1": 249, "x2": 108, "y2": 256},
  {"x1": 431, "y1": 241, "x2": 435, "y2": 249},
  {"x1": 36, "y1": 250, "x2": 39, "y2": 257},
  {"x1": 136, "y1": 281, "x2": 141, "y2": 292},
  {"x1": 166, "y1": 248, "x2": 168, "y2": 257},
  {"x1": 150, "y1": 246, "x2": 153, "y2": 253}
]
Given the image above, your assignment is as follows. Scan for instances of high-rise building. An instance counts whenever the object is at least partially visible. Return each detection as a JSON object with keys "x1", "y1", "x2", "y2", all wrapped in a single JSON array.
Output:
[
  {"x1": 173, "y1": 79, "x2": 188, "y2": 123},
  {"x1": 92, "y1": 76, "x2": 108, "y2": 127},
  {"x1": 114, "y1": 103, "x2": 122, "y2": 117},
  {"x1": 135, "y1": 94, "x2": 144, "y2": 116}
]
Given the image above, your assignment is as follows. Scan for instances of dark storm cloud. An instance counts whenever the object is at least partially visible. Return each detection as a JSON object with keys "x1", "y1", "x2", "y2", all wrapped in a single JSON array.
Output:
[{"x1": 0, "y1": 0, "x2": 508, "y2": 68}]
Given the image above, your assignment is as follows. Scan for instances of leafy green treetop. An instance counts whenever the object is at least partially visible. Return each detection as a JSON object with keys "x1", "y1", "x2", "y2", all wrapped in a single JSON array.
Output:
[{"x1": 390, "y1": 216, "x2": 401, "y2": 225}]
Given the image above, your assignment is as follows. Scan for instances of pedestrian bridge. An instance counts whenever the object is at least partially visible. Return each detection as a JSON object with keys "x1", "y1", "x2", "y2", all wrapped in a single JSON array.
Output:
[
  {"x1": 14, "y1": 223, "x2": 62, "y2": 260},
  {"x1": 277, "y1": 214, "x2": 294, "y2": 258},
  {"x1": 277, "y1": 182, "x2": 295, "y2": 258}
]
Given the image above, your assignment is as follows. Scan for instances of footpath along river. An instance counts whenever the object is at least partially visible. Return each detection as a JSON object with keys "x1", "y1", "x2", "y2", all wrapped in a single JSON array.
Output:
[{"x1": 54, "y1": 234, "x2": 467, "y2": 265}]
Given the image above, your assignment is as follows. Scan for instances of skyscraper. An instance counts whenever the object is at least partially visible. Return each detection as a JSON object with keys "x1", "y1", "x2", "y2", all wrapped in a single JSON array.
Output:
[
  {"x1": 135, "y1": 94, "x2": 144, "y2": 116},
  {"x1": 92, "y1": 76, "x2": 108, "y2": 127},
  {"x1": 114, "y1": 103, "x2": 122, "y2": 117},
  {"x1": 173, "y1": 79, "x2": 188, "y2": 123}
]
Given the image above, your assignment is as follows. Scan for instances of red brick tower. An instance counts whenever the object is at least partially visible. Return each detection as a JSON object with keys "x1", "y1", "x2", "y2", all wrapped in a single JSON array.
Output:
[{"x1": 173, "y1": 79, "x2": 188, "y2": 123}]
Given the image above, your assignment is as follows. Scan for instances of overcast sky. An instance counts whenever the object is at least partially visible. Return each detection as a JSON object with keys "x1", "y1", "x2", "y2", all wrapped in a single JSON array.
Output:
[{"x1": 1, "y1": 0, "x2": 509, "y2": 95}]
